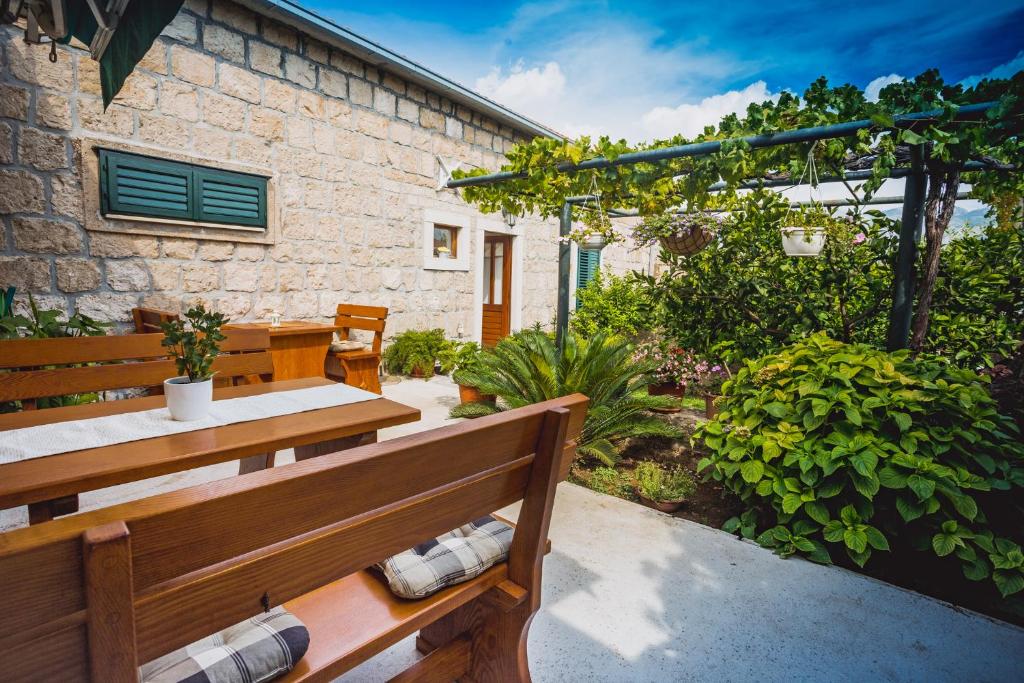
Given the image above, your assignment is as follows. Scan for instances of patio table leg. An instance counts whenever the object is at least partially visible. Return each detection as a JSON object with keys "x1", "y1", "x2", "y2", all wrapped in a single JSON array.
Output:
[
  {"x1": 294, "y1": 431, "x2": 377, "y2": 461},
  {"x1": 27, "y1": 494, "x2": 79, "y2": 525},
  {"x1": 238, "y1": 452, "x2": 277, "y2": 475}
]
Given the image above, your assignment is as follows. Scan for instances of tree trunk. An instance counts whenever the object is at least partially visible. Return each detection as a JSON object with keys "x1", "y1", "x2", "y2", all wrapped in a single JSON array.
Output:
[{"x1": 909, "y1": 165, "x2": 961, "y2": 351}]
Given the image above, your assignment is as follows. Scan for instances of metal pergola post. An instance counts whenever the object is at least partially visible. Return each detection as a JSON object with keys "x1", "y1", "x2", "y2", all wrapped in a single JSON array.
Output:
[
  {"x1": 556, "y1": 202, "x2": 572, "y2": 350},
  {"x1": 886, "y1": 145, "x2": 928, "y2": 350}
]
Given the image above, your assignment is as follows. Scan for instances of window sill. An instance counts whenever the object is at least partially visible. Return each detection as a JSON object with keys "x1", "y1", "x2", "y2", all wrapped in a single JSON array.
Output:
[{"x1": 423, "y1": 255, "x2": 470, "y2": 271}]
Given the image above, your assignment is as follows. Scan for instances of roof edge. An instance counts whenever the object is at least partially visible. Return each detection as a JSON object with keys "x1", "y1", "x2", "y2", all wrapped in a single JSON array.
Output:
[{"x1": 235, "y1": 0, "x2": 563, "y2": 141}]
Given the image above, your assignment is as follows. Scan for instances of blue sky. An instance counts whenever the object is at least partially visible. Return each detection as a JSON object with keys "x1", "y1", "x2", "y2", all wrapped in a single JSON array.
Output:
[{"x1": 302, "y1": 0, "x2": 1024, "y2": 141}]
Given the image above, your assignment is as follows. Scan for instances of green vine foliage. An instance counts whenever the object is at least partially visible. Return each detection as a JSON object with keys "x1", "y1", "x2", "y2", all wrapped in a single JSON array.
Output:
[
  {"x1": 160, "y1": 305, "x2": 228, "y2": 382},
  {"x1": 642, "y1": 190, "x2": 899, "y2": 360},
  {"x1": 453, "y1": 70, "x2": 1024, "y2": 221},
  {"x1": 696, "y1": 334, "x2": 1024, "y2": 597},
  {"x1": 381, "y1": 329, "x2": 456, "y2": 378},
  {"x1": 570, "y1": 269, "x2": 659, "y2": 339}
]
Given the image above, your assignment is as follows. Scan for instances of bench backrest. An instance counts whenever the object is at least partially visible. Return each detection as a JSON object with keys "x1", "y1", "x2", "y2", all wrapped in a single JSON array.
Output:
[
  {"x1": 334, "y1": 303, "x2": 388, "y2": 354},
  {"x1": 131, "y1": 307, "x2": 179, "y2": 334},
  {"x1": 0, "y1": 329, "x2": 274, "y2": 405},
  {"x1": 0, "y1": 394, "x2": 587, "y2": 682}
]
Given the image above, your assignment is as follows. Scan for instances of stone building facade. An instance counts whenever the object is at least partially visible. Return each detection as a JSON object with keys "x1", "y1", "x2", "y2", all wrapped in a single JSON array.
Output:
[{"x1": 0, "y1": 0, "x2": 647, "y2": 341}]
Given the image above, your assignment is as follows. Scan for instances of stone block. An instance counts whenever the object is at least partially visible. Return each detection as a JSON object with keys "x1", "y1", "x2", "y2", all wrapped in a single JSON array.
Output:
[
  {"x1": 106, "y1": 260, "x2": 150, "y2": 291},
  {"x1": 198, "y1": 241, "x2": 234, "y2": 261},
  {"x1": 203, "y1": 93, "x2": 247, "y2": 131},
  {"x1": 235, "y1": 244, "x2": 266, "y2": 261},
  {"x1": 298, "y1": 91, "x2": 326, "y2": 120},
  {"x1": 139, "y1": 112, "x2": 191, "y2": 145},
  {"x1": 278, "y1": 265, "x2": 304, "y2": 291},
  {"x1": 326, "y1": 99, "x2": 351, "y2": 127},
  {"x1": 160, "y1": 80, "x2": 199, "y2": 121},
  {"x1": 420, "y1": 108, "x2": 445, "y2": 132},
  {"x1": 182, "y1": 263, "x2": 220, "y2": 292},
  {"x1": 50, "y1": 173, "x2": 84, "y2": 221},
  {"x1": 219, "y1": 63, "x2": 261, "y2": 103},
  {"x1": 192, "y1": 127, "x2": 232, "y2": 159},
  {"x1": 0, "y1": 122, "x2": 11, "y2": 164},
  {"x1": 250, "y1": 42, "x2": 282, "y2": 77},
  {"x1": 0, "y1": 257, "x2": 50, "y2": 291},
  {"x1": 216, "y1": 292, "x2": 252, "y2": 318},
  {"x1": 0, "y1": 84, "x2": 29, "y2": 120},
  {"x1": 171, "y1": 46, "x2": 215, "y2": 87},
  {"x1": 78, "y1": 98, "x2": 134, "y2": 137},
  {"x1": 89, "y1": 233, "x2": 159, "y2": 258},
  {"x1": 306, "y1": 40, "x2": 330, "y2": 65},
  {"x1": 137, "y1": 41, "x2": 168, "y2": 73},
  {"x1": 233, "y1": 136, "x2": 272, "y2": 165},
  {"x1": 75, "y1": 293, "x2": 137, "y2": 322},
  {"x1": 354, "y1": 110, "x2": 388, "y2": 139},
  {"x1": 162, "y1": 238, "x2": 198, "y2": 259},
  {"x1": 7, "y1": 39, "x2": 73, "y2": 89},
  {"x1": 211, "y1": 2, "x2": 257, "y2": 33},
  {"x1": 396, "y1": 98, "x2": 418, "y2": 123},
  {"x1": 348, "y1": 79, "x2": 373, "y2": 107},
  {"x1": 56, "y1": 258, "x2": 102, "y2": 292},
  {"x1": 204, "y1": 24, "x2": 244, "y2": 62},
  {"x1": 254, "y1": 294, "x2": 284, "y2": 319},
  {"x1": 284, "y1": 54, "x2": 316, "y2": 89},
  {"x1": 18, "y1": 128, "x2": 67, "y2": 170},
  {"x1": 162, "y1": 13, "x2": 197, "y2": 43},
  {"x1": 36, "y1": 93, "x2": 72, "y2": 129},
  {"x1": 262, "y1": 21, "x2": 298, "y2": 50},
  {"x1": 13, "y1": 217, "x2": 82, "y2": 254},
  {"x1": 287, "y1": 118, "x2": 313, "y2": 149},
  {"x1": 148, "y1": 262, "x2": 180, "y2": 290},
  {"x1": 319, "y1": 68, "x2": 347, "y2": 100},
  {"x1": 330, "y1": 50, "x2": 363, "y2": 77},
  {"x1": 0, "y1": 170, "x2": 45, "y2": 214},
  {"x1": 263, "y1": 78, "x2": 296, "y2": 112},
  {"x1": 373, "y1": 87, "x2": 396, "y2": 116},
  {"x1": 223, "y1": 262, "x2": 259, "y2": 291},
  {"x1": 286, "y1": 291, "x2": 319, "y2": 318}
]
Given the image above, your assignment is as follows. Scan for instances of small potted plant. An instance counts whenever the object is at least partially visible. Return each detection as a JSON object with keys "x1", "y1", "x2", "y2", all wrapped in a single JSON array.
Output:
[
  {"x1": 636, "y1": 342, "x2": 699, "y2": 412},
  {"x1": 634, "y1": 461, "x2": 696, "y2": 513},
  {"x1": 160, "y1": 305, "x2": 227, "y2": 421},
  {"x1": 780, "y1": 207, "x2": 834, "y2": 256},
  {"x1": 447, "y1": 342, "x2": 496, "y2": 405},
  {"x1": 695, "y1": 361, "x2": 730, "y2": 419},
  {"x1": 632, "y1": 211, "x2": 721, "y2": 256},
  {"x1": 436, "y1": 246, "x2": 452, "y2": 260}
]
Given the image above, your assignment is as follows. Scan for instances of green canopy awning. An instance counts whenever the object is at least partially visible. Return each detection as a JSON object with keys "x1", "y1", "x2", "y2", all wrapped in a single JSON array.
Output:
[{"x1": 59, "y1": 0, "x2": 185, "y2": 108}]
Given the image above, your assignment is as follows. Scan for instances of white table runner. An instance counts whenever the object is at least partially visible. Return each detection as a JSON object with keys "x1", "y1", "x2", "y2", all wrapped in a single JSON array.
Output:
[{"x1": 0, "y1": 383, "x2": 382, "y2": 464}]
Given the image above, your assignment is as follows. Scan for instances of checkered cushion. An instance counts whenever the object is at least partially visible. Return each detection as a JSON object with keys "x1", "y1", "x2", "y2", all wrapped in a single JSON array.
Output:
[
  {"x1": 140, "y1": 607, "x2": 309, "y2": 683},
  {"x1": 377, "y1": 515, "x2": 514, "y2": 599}
]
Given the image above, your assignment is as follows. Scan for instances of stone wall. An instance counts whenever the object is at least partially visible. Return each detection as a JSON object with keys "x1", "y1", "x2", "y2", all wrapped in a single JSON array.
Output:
[{"x1": 0, "y1": 0, "x2": 646, "y2": 339}]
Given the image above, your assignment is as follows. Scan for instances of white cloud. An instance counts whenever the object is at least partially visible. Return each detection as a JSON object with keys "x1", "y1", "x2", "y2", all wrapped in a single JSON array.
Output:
[
  {"x1": 475, "y1": 61, "x2": 566, "y2": 109},
  {"x1": 864, "y1": 74, "x2": 904, "y2": 102},
  {"x1": 639, "y1": 81, "x2": 782, "y2": 140},
  {"x1": 961, "y1": 51, "x2": 1024, "y2": 88}
]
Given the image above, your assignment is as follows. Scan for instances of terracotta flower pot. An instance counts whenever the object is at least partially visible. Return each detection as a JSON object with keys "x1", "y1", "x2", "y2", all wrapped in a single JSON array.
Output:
[
  {"x1": 705, "y1": 394, "x2": 720, "y2": 419},
  {"x1": 637, "y1": 491, "x2": 686, "y2": 514},
  {"x1": 409, "y1": 365, "x2": 427, "y2": 378},
  {"x1": 648, "y1": 382, "x2": 684, "y2": 413},
  {"x1": 458, "y1": 384, "x2": 496, "y2": 405}
]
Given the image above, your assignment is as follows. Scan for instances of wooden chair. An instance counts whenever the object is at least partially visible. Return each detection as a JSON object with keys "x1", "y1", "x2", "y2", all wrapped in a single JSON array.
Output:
[
  {"x1": 131, "y1": 306, "x2": 179, "y2": 334},
  {"x1": 0, "y1": 394, "x2": 588, "y2": 683},
  {"x1": 0, "y1": 329, "x2": 273, "y2": 523},
  {"x1": 325, "y1": 303, "x2": 387, "y2": 394}
]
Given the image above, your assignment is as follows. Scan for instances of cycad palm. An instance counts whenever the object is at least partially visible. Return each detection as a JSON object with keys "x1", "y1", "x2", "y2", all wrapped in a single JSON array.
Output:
[{"x1": 450, "y1": 329, "x2": 682, "y2": 465}]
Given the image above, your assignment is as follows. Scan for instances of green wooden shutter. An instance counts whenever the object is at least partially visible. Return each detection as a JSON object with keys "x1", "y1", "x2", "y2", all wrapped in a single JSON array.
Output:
[
  {"x1": 101, "y1": 150, "x2": 193, "y2": 220},
  {"x1": 194, "y1": 167, "x2": 267, "y2": 227},
  {"x1": 576, "y1": 248, "x2": 601, "y2": 306},
  {"x1": 99, "y1": 149, "x2": 268, "y2": 229}
]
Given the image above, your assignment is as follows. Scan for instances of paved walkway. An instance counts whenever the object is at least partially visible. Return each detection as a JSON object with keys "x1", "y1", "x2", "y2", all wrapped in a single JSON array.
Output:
[{"x1": 4, "y1": 376, "x2": 1022, "y2": 680}]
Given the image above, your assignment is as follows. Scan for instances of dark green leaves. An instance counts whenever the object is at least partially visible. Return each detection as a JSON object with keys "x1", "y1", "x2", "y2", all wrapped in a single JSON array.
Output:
[{"x1": 160, "y1": 305, "x2": 227, "y2": 382}]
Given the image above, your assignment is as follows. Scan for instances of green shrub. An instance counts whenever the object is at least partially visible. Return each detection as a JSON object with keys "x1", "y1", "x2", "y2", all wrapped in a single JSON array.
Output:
[
  {"x1": 587, "y1": 466, "x2": 632, "y2": 497},
  {"x1": 570, "y1": 270, "x2": 658, "y2": 339},
  {"x1": 445, "y1": 341, "x2": 485, "y2": 385},
  {"x1": 382, "y1": 329, "x2": 456, "y2": 378},
  {"x1": 634, "y1": 461, "x2": 696, "y2": 502},
  {"x1": 449, "y1": 328, "x2": 683, "y2": 465},
  {"x1": 697, "y1": 333, "x2": 1024, "y2": 596}
]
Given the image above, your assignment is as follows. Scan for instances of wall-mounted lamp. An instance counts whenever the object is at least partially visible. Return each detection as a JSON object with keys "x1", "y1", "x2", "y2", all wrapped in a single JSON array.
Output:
[{"x1": 501, "y1": 207, "x2": 518, "y2": 228}]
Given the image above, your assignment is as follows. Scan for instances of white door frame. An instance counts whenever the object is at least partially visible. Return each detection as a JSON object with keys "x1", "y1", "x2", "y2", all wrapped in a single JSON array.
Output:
[{"x1": 472, "y1": 218, "x2": 524, "y2": 344}]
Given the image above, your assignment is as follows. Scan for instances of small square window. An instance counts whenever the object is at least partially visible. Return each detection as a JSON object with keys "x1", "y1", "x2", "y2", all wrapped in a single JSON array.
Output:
[{"x1": 433, "y1": 224, "x2": 458, "y2": 259}]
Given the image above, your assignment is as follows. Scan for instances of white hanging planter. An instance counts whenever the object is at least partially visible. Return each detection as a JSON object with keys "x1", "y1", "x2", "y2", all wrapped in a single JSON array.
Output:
[
  {"x1": 781, "y1": 227, "x2": 826, "y2": 257},
  {"x1": 164, "y1": 376, "x2": 213, "y2": 421},
  {"x1": 581, "y1": 235, "x2": 607, "y2": 251}
]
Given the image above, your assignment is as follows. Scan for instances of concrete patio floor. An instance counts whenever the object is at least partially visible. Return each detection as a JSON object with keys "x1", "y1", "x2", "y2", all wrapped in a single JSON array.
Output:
[{"x1": 3, "y1": 375, "x2": 1023, "y2": 681}]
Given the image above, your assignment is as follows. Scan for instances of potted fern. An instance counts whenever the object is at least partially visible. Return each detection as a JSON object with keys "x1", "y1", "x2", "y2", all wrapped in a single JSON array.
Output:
[
  {"x1": 634, "y1": 461, "x2": 696, "y2": 513},
  {"x1": 160, "y1": 305, "x2": 227, "y2": 421},
  {"x1": 382, "y1": 329, "x2": 456, "y2": 379}
]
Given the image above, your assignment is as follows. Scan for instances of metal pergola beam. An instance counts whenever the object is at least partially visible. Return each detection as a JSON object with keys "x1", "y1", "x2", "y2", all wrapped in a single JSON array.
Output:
[{"x1": 444, "y1": 102, "x2": 1000, "y2": 351}]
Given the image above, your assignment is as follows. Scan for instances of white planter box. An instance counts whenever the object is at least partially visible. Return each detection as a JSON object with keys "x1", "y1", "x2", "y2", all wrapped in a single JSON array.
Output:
[
  {"x1": 164, "y1": 376, "x2": 213, "y2": 421},
  {"x1": 781, "y1": 227, "x2": 826, "y2": 256}
]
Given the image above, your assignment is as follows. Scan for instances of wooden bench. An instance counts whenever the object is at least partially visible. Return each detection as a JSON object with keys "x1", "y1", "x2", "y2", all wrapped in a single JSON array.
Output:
[
  {"x1": 325, "y1": 303, "x2": 388, "y2": 394},
  {"x1": 0, "y1": 394, "x2": 588, "y2": 683},
  {"x1": 131, "y1": 306, "x2": 179, "y2": 334},
  {"x1": 0, "y1": 329, "x2": 273, "y2": 523}
]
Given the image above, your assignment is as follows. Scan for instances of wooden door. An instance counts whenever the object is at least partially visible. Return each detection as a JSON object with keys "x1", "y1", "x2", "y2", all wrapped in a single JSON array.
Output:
[{"x1": 481, "y1": 234, "x2": 512, "y2": 347}]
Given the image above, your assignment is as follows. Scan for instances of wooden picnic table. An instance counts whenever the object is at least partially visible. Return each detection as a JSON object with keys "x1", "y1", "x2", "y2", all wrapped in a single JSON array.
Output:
[{"x1": 0, "y1": 377, "x2": 420, "y2": 523}]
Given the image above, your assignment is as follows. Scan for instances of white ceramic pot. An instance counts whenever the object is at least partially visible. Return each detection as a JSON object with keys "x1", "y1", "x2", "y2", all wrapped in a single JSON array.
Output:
[
  {"x1": 781, "y1": 227, "x2": 826, "y2": 256},
  {"x1": 164, "y1": 376, "x2": 213, "y2": 421},
  {"x1": 581, "y1": 235, "x2": 607, "y2": 251},
  {"x1": 437, "y1": 251, "x2": 452, "y2": 260}
]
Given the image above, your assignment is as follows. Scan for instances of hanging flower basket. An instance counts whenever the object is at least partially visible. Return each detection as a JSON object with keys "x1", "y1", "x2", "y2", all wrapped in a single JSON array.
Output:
[
  {"x1": 633, "y1": 212, "x2": 721, "y2": 256},
  {"x1": 780, "y1": 226, "x2": 826, "y2": 256},
  {"x1": 581, "y1": 234, "x2": 608, "y2": 250}
]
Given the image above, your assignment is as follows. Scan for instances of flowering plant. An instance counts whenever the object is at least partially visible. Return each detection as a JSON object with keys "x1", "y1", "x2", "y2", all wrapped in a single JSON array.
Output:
[
  {"x1": 635, "y1": 342, "x2": 701, "y2": 388},
  {"x1": 695, "y1": 361, "x2": 730, "y2": 394},
  {"x1": 631, "y1": 211, "x2": 724, "y2": 249}
]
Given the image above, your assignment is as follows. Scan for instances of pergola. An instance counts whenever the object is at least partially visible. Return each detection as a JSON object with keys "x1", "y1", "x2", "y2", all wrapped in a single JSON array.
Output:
[{"x1": 445, "y1": 102, "x2": 1006, "y2": 351}]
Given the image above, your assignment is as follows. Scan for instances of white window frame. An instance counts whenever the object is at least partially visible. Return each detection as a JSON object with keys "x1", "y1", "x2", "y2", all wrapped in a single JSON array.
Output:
[{"x1": 422, "y1": 209, "x2": 471, "y2": 271}]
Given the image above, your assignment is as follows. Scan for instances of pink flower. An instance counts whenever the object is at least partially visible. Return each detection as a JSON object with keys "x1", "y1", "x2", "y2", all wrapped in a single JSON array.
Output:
[{"x1": 853, "y1": 232, "x2": 866, "y2": 245}]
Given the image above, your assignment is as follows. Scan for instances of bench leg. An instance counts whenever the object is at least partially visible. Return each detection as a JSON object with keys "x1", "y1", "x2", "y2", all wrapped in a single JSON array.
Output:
[
  {"x1": 27, "y1": 494, "x2": 80, "y2": 525},
  {"x1": 238, "y1": 452, "x2": 277, "y2": 475},
  {"x1": 294, "y1": 431, "x2": 376, "y2": 461}
]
